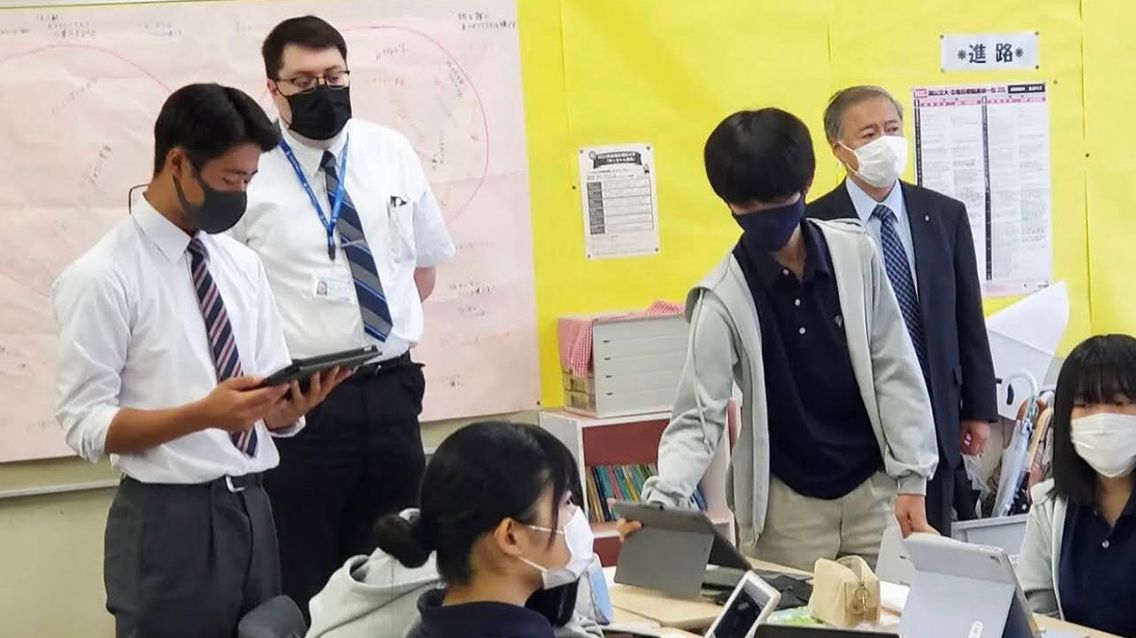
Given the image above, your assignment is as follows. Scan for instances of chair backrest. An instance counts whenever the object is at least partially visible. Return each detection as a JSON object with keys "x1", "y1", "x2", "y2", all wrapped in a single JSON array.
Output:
[{"x1": 238, "y1": 595, "x2": 308, "y2": 638}]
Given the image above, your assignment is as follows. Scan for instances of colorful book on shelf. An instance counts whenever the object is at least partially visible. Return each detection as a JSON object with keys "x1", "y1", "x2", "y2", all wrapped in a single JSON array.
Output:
[
  {"x1": 585, "y1": 466, "x2": 611, "y2": 523},
  {"x1": 620, "y1": 465, "x2": 641, "y2": 502},
  {"x1": 604, "y1": 465, "x2": 625, "y2": 501},
  {"x1": 590, "y1": 467, "x2": 614, "y2": 522}
]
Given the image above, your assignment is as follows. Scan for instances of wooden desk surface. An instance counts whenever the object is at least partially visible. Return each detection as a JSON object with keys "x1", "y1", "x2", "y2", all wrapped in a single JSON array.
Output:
[
  {"x1": 605, "y1": 558, "x2": 798, "y2": 630},
  {"x1": 612, "y1": 607, "x2": 702, "y2": 637},
  {"x1": 607, "y1": 561, "x2": 1119, "y2": 637},
  {"x1": 609, "y1": 580, "x2": 721, "y2": 630}
]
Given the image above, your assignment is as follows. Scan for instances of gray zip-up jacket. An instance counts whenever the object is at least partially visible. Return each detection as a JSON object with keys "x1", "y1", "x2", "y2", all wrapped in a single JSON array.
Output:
[
  {"x1": 1018, "y1": 479, "x2": 1068, "y2": 618},
  {"x1": 306, "y1": 551, "x2": 603, "y2": 638},
  {"x1": 641, "y1": 219, "x2": 938, "y2": 555}
]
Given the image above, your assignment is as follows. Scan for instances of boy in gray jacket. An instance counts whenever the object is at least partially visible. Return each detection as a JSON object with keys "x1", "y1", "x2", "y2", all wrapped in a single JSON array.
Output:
[{"x1": 638, "y1": 108, "x2": 939, "y2": 571}]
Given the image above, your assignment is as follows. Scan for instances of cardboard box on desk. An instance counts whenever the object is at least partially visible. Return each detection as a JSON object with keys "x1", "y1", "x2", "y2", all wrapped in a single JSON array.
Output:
[{"x1": 558, "y1": 311, "x2": 687, "y2": 418}]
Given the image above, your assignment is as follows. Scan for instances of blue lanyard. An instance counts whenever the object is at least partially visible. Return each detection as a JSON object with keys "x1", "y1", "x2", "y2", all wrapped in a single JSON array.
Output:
[{"x1": 279, "y1": 135, "x2": 350, "y2": 261}]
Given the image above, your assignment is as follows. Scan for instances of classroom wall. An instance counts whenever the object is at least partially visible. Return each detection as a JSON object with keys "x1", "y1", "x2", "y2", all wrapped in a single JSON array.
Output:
[{"x1": 0, "y1": 0, "x2": 1126, "y2": 634}]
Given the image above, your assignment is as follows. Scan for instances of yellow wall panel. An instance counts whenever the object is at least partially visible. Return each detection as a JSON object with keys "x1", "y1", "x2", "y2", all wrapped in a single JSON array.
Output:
[{"x1": 1083, "y1": 0, "x2": 1136, "y2": 337}]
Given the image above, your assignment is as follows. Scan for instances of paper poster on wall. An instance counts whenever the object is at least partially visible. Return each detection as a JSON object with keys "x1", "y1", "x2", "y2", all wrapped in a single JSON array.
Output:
[
  {"x1": 913, "y1": 83, "x2": 1052, "y2": 297},
  {"x1": 0, "y1": 0, "x2": 538, "y2": 462},
  {"x1": 578, "y1": 144, "x2": 660, "y2": 260}
]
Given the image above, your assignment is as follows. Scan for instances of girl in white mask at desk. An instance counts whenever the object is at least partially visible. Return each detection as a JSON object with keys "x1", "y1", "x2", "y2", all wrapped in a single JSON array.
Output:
[
  {"x1": 364, "y1": 421, "x2": 597, "y2": 638},
  {"x1": 306, "y1": 513, "x2": 607, "y2": 637},
  {"x1": 1019, "y1": 334, "x2": 1136, "y2": 638}
]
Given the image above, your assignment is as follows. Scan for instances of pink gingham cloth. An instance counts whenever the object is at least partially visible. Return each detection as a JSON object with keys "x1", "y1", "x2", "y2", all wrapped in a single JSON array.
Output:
[{"x1": 557, "y1": 301, "x2": 683, "y2": 377}]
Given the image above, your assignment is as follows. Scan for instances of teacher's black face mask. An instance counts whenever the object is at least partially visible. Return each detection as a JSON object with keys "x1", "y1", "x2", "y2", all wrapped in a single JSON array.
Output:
[
  {"x1": 285, "y1": 85, "x2": 352, "y2": 141},
  {"x1": 172, "y1": 161, "x2": 247, "y2": 234}
]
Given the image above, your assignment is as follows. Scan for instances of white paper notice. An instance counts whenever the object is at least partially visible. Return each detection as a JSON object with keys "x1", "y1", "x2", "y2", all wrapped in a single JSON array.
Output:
[
  {"x1": 913, "y1": 83, "x2": 1053, "y2": 297},
  {"x1": 986, "y1": 282, "x2": 1069, "y2": 419},
  {"x1": 578, "y1": 144, "x2": 660, "y2": 260}
]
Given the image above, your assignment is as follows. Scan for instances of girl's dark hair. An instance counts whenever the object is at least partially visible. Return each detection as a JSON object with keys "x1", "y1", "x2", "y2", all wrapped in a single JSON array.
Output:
[
  {"x1": 1051, "y1": 334, "x2": 1136, "y2": 505},
  {"x1": 374, "y1": 421, "x2": 580, "y2": 584}
]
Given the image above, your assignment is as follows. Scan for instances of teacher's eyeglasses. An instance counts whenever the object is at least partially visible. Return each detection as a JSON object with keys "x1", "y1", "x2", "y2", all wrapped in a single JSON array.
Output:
[{"x1": 275, "y1": 70, "x2": 351, "y2": 95}]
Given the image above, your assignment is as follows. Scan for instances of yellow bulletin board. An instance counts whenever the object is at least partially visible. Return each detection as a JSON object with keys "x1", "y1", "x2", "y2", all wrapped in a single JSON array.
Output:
[
  {"x1": 1082, "y1": 1, "x2": 1136, "y2": 337},
  {"x1": 522, "y1": 0, "x2": 1095, "y2": 407}
]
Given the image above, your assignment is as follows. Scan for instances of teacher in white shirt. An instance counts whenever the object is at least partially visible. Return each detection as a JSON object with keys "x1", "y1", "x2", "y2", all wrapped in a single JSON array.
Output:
[
  {"x1": 231, "y1": 16, "x2": 455, "y2": 615},
  {"x1": 52, "y1": 83, "x2": 346, "y2": 638}
]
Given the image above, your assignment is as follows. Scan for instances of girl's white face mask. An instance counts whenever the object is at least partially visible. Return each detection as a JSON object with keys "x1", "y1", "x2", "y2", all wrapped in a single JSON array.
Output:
[
  {"x1": 1071, "y1": 412, "x2": 1136, "y2": 478},
  {"x1": 842, "y1": 135, "x2": 908, "y2": 189},
  {"x1": 519, "y1": 506, "x2": 595, "y2": 590}
]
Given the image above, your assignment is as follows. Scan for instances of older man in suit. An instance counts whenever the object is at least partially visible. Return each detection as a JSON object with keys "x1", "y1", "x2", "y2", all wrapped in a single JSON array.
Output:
[{"x1": 807, "y1": 85, "x2": 998, "y2": 533}]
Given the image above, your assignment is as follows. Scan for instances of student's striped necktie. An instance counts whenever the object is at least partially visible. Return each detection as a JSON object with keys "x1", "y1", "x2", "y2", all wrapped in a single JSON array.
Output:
[
  {"x1": 320, "y1": 151, "x2": 393, "y2": 342},
  {"x1": 872, "y1": 204, "x2": 928, "y2": 375},
  {"x1": 188, "y1": 237, "x2": 257, "y2": 457}
]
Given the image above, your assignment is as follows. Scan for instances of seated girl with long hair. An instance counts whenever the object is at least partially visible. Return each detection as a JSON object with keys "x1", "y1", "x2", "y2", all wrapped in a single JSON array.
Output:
[{"x1": 372, "y1": 421, "x2": 595, "y2": 638}]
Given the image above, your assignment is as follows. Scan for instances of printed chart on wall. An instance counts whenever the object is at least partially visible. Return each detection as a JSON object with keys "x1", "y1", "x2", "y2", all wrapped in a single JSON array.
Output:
[
  {"x1": 913, "y1": 83, "x2": 1053, "y2": 297},
  {"x1": 578, "y1": 144, "x2": 660, "y2": 260},
  {"x1": 0, "y1": 0, "x2": 538, "y2": 462}
]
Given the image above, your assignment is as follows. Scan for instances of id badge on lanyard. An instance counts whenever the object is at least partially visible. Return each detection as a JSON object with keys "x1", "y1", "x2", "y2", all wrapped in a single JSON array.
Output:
[{"x1": 279, "y1": 135, "x2": 351, "y2": 261}]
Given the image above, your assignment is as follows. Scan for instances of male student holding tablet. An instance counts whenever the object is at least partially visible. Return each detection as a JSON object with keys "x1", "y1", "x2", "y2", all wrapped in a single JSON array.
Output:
[
  {"x1": 52, "y1": 83, "x2": 348, "y2": 637},
  {"x1": 231, "y1": 16, "x2": 455, "y2": 612}
]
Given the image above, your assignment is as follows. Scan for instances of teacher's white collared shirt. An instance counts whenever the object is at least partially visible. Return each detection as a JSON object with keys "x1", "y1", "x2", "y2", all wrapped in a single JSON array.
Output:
[
  {"x1": 233, "y1": 119, "x2": 455, "y2": 361},
  {"x1": 52, "y1": 196, "x2": 298, "y2": 484}
]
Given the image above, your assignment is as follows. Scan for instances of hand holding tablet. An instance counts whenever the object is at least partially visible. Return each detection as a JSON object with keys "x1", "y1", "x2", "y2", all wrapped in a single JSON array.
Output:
[{"x1": 259, "y1": 345, "x2": 379, "y2": 390}]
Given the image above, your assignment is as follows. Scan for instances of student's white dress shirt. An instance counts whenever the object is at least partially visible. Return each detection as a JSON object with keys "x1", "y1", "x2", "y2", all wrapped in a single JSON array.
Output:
[
  {"x1": 845, "y1": 178, "x2": 919, "y2": 289},
  {"x1": 52, "y1": 196, "x2": 299, "y2": 484},
  {"x1": 233, "y1": 119, "x2": 455, "y2": 361}
]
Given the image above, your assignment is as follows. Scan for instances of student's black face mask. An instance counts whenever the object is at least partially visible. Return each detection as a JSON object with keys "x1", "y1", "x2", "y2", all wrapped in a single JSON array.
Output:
[
  {"x1": 525, "y1": 581, "x2": 579, "y2": 627},
  {"x1": 732, "y1": 197, "x2": 805, "y2": 253},
  {"x1": 285, "y1": 85, "x2": 352, "y2": 140},
  {"x1": 172, "y1": 161, "x2": 247, "y2": 234}
]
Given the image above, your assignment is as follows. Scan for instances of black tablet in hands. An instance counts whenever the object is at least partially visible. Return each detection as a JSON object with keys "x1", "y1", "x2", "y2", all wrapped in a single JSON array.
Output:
[{"x1": 259, "y1": 345, "x2": 378, "y2": 388}]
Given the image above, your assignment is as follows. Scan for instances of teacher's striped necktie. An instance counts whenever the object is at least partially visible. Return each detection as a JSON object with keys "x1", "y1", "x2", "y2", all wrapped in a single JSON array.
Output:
[
  {"x1": 188, "y1": 237, "x2": 258, "y2": 457},
  {"x1": 872, "y1": 204, "x2": 928, "y2": 374},
  {"x1": 321, "y1": 151, "x2": 393, "y2": 342}
]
